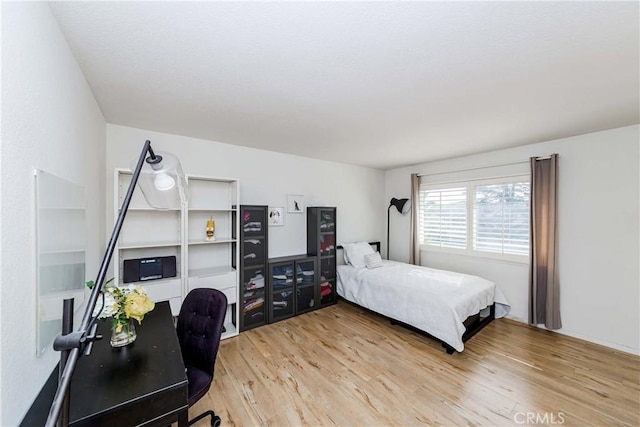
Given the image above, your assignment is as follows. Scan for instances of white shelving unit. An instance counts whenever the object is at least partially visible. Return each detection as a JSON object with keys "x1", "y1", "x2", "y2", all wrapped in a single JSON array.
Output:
[
  {"x1": 113, "y1": 170, "x2": 240, "y2": 340},
  {"x1": 114, "y1": 169, "x2": 183, "y2": 315},
  {"x1": 184, "y1": 175, "x2": 239, "y2": 340}
]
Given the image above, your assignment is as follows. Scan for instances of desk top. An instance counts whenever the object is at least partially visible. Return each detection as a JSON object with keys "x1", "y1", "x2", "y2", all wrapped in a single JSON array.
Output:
[{"x1": 22, "y1": 301, "x2": 188, "y2": 426}]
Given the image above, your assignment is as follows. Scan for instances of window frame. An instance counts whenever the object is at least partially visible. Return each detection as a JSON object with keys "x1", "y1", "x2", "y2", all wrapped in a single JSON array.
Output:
[
  {"x1": 419, "y1": 175, "x2": 530, "y2": 264},
  {"x1": 418, "y1": 183, "x2": 468, "y2": 252}
]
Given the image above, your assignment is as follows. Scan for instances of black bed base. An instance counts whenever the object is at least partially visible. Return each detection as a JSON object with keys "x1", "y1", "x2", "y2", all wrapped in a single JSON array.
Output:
[
  {"x1": 394, "y1": 304, "x2": 496, "y2": 354},
  {"x1": 449, "y1": 303, "x2": 496, "y2": 353},
  {"x1": 340, "y1": 297, "x2": 496, "y2": 354}
]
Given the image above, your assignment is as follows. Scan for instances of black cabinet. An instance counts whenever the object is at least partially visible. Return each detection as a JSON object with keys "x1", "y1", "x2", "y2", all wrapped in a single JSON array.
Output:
[
  {"x1": 232, "y1": 206, "x2": 336, "y2": 332},
  {"x1": 296, "y1": 257, "x2": 318, "y2": 314},
  {"x1": 234, "y1": 205, "x2": 268, "y2": 331},
  {"x1": 307, "y1": 207, "x2": 337, "y2": 307},
  {"x1": 268, "y1": 255, "x2": 317, "y2": 323}
]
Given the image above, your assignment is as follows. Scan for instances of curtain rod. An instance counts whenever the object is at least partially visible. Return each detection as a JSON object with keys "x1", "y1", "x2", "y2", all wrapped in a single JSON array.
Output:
[
  {"x1": 416, "y1": 155, "x2": 552, "y2": 177},
  {"x1": 419, "y1": 173, "x2": 530, "y2": 186}
]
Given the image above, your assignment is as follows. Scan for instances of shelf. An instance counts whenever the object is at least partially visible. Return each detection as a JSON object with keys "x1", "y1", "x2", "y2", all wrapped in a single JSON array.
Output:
[
  {"x1": 189, "y1": 266, "x2": 236, "y2": 278},
  {"x1": 188, "y1": 238, "x2": 236, "y2": 245},
  {"x1": 119, "y1": 207, "x2": 181, "y2": 212},
  {"x1": 40, "y1": 206, "x2": 84, "y2": 211},
  {"x1": 241, "y1": 233, "x2": 267, "y2": 239},
  {"x1": 188, "y1": 208, "x2": 236, "y2": 213},
  {"x1": 187, "y1": 175, "x2": 237, "y2": 183},
  {"x1": 119, "y1": 241, "x2": 181, "y2": 250},
  {"x1": 118, "y1": 276, "x2": 181, "y2": 288},
  {"x1": 221, "y1": 322, "x2": 238, "y2": 340},
  {"x1": 40, "y1": 248, "x2": 85, "y2": 255}
]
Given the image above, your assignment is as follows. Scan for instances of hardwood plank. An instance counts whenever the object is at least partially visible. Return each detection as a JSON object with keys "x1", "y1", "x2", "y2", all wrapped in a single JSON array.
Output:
[{"x1": 192, "y1": 301, "x2": 640, "y2": 427}]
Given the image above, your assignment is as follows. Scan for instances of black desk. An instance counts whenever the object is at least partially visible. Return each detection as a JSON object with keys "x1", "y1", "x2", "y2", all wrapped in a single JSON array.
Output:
[{"x1": 22, "y1": 301, "x2": 188, "y2": 426}]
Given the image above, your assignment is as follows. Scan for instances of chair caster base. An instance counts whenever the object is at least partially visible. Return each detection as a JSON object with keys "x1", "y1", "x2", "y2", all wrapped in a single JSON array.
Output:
[{"x1": 189, "y1": 410, "x2": 221, "y2": 426}]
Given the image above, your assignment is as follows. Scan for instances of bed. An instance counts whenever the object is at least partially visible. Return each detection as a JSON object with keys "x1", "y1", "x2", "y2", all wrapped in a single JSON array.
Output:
[{"x1": 337, "y1": 242, "x2": 510, "y2": 353}]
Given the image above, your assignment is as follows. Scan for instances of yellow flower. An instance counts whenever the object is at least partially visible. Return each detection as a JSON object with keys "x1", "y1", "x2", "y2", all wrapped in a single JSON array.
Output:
[
  {"x1": 124, "y1": 289, "x2": 155, "y2": 323},
  {"x1": 114, "y1": 322, "x2": 124, "y2": 333}
]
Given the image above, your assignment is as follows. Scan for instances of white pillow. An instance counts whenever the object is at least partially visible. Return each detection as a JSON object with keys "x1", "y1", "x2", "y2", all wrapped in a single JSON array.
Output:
[
  {"x1": 365, "y1": 252, "x2": 383, "y2": 269},
  {"x1": 342, "y1": 247, "x2": 350, "y2": 265},
  {"x1": 342, "y1": 242, "x2": 375, "y2": 268}
]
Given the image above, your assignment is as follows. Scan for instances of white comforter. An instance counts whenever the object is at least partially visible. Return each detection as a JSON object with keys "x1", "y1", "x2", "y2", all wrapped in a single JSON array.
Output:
[{"x1": 337, "y1": 260, "x2": 510, "y2": 352}]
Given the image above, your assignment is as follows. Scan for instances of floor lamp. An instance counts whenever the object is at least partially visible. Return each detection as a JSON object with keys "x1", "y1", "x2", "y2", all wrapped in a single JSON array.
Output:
[
  {"x1": 387, "y1": 197, "x2": 411, "y2": 260},
  {"x1": 45, "y1": 140, "x2": 188, "y2": 427}
]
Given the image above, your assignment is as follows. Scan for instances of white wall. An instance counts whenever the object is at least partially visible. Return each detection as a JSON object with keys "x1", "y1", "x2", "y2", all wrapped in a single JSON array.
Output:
[
  {"x1": 0, "y1": 3, "x2": 106, "y2": 425},
  {"x1": 385, "y1": 125, "x2": 640, "y2": 354},
  {"x1": 106, "y1": 124, "x2": 385, "y2": 258}
]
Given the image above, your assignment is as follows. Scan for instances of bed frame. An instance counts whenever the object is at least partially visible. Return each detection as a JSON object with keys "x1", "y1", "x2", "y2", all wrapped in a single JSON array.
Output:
[
  {"x1": 391, "y1": 303, "x2": 496, "y2": 354},
  {"x1": 336, "y1": 242, "x2": 495, "y2": 354}
]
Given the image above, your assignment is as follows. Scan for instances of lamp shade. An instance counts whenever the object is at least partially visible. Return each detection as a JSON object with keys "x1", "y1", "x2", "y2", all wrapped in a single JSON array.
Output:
[
  {"x1": 134, "y1": 151, "x2": 188, "y2": 210},
  {"x1": 390, "y1": 197, "x2": 411, "y2": 214}
]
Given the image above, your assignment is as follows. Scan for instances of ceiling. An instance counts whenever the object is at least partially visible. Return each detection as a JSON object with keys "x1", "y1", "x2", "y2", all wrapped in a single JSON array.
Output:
[{"x1": 50, "y1": 1, "x2": 639, "y2": 170}]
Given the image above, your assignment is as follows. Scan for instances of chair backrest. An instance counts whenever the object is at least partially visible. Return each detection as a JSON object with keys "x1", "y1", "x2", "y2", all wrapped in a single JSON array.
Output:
[{"x1": 176, "y1": 288, "x2": 227, "y2": 375}]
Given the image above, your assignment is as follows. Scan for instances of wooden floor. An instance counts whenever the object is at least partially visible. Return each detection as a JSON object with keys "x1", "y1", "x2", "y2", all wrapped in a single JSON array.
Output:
[{"x1": 189, "y1": 301, "x2": 640, "y2": 426}]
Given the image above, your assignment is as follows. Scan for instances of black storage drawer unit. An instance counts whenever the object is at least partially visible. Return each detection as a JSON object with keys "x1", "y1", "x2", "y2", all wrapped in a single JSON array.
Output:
[
  {"x1": 235, "y1": 205, "x2": 269, "y2": 331},
  {"x1": 307, "y1": 207, "x2": 337, "y2": 307},
  {"x1": 231, "y1": 206, "x2": 338, "y2": 332},
  {"x1": 268, "y1": 254, "x2": 318, "y2": 323}
]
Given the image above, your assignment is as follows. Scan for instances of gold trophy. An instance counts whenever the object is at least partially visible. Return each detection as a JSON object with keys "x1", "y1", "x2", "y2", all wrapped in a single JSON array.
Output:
[{"x1": 206, "y1": 217, "x2": 216, "y2": 241}]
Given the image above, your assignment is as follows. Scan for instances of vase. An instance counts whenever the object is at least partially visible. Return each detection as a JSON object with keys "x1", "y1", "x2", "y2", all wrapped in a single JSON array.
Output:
[{"x1": 110, "y1": 318, "x2": 137, "y2": 347}]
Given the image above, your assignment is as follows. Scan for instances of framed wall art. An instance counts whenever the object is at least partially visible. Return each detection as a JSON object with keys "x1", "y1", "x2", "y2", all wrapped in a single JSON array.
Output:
[
  {"x1": 268, "y1": 207, "x2": 284, "y2": 226},
  {"x1": 287, "y1": 194, "x2": 304, "y2": 213}
]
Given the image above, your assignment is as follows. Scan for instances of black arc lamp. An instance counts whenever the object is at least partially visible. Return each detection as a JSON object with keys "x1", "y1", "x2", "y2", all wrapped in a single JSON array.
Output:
[
  {"x1": 387, "y1": 197, "x2": 411, "y2": 260},
  {"x1": 45, "y1": 140, "x2": 187, "y2": 427}
]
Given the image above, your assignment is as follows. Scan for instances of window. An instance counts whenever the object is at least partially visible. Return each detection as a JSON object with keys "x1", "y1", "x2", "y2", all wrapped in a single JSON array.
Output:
[
  {"x1": 473, "y1": 182, "x2": 530, "y2": 256},
  {"x1": 419, "y1": 177, "x2": 530, "y2": 260},
  {"x1": 419, "y1": 187, "x2": 467, "y2": 249}
]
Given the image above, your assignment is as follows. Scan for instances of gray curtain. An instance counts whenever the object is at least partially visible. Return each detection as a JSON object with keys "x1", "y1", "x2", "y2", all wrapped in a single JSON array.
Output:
[
  {"x1": 529, "y1": 154, "x2": 561, "y2": 329},
  {"x1": 409, "y1": 173, "x2": 420, "y2": 265}
]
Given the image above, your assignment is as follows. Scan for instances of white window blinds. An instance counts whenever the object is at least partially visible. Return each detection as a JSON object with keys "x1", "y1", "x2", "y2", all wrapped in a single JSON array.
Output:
[
  {"x1": 419, "y1": 187, "x2": 467, "y2": 249},
  {"x1": 419, "y1": 175, "x2": 530, "y2": 260},
  {"x1": 473, "y1": 182, "x2": 530, "y2": 256}
]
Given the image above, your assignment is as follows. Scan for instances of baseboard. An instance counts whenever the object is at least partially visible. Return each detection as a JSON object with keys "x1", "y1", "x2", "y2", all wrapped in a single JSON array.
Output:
[{"x1": 504, "y1": 314, "x2": 639, "y2": 356}]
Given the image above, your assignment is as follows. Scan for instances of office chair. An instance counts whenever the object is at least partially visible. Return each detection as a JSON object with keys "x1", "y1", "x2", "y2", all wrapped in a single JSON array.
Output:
[{"x1": 176, "y1": 288, "x2": 227, "y2": 427}]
